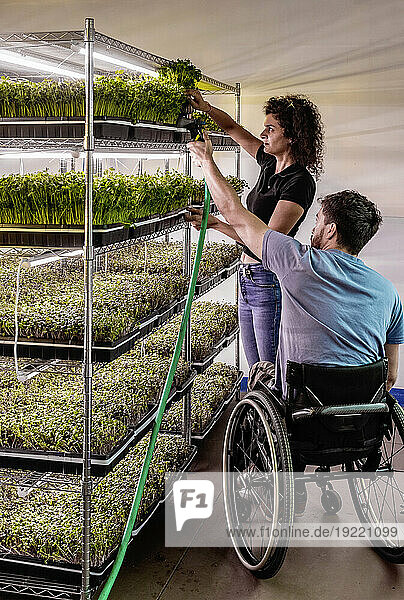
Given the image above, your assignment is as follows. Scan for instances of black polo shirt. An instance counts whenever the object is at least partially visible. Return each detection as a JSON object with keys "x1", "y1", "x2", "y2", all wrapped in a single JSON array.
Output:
[{"x1": 242, "y1": 144, "x2": 316, "y2": 261}]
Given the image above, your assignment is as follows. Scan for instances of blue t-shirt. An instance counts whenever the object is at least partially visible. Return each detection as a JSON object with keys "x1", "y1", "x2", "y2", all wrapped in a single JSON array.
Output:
[{"x1": 262, "y1": 230, "x2": 404, "y2": 398}]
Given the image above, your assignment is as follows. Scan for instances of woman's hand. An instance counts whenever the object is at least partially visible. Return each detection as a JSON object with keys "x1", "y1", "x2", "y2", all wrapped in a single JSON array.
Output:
[
  {"x1": 185, "y1": 89, "x2": 212, "y2": 113},
  {"x1": 186, "y1": 207, "x2": 219, "y2": 231},
  {"x1": 187, "y1": 131, "x2": 213, "y2": 167}
]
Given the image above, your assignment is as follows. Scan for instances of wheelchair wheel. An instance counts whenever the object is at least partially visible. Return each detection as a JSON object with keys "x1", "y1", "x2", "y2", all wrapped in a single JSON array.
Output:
[
  {"x1": 348, "y1": 400, "x2": 404, "y2": 563},
  {"x1": 223, "y1": 390, "x2": 294, "y2": 578},
  {"x1": 320, "y1": 489, "x2": 342, "y2": 514}
]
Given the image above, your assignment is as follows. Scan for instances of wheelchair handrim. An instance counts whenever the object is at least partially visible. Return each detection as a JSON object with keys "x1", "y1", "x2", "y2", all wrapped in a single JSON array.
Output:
[{"x1": 223, "y1": 397, "x2": 280, "y2": 571}]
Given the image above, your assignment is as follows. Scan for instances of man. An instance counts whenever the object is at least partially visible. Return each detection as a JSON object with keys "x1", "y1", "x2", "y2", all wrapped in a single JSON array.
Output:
[{"x1": 187, "y1": 133, "x2": 404, "y2": 397}]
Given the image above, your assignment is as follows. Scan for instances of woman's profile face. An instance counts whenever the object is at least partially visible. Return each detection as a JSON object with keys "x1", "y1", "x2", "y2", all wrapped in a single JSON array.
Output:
[{"x1": 260, "y1": 113, "x2": 291, "y2": 157}]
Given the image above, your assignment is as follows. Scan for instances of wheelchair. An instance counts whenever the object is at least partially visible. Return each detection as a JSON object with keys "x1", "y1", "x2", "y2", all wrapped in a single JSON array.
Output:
[{"x1": 222, "y1": 358, "x2": 404, "y2": 578}]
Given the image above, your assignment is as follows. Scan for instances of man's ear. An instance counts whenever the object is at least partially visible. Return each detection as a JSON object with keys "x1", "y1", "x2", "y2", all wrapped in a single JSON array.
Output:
[{"x1": 326, "y1": 222, "x2": 337, "y2": 240}]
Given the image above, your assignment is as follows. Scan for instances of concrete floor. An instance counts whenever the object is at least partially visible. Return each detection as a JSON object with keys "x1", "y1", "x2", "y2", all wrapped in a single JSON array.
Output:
[{"x1": 106, "y1": 399, "x2": 403, "y2": 600}]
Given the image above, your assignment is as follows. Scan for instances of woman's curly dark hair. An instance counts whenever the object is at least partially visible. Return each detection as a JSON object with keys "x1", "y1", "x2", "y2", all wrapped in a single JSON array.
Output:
[{"x1": 264, "y1": 94, "x2": 325, "y2": 181}]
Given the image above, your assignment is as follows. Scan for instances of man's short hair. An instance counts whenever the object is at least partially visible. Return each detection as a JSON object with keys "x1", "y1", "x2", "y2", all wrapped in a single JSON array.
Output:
[{"x1": 320, "y1": 190, "x2": 383, "y2": 255}]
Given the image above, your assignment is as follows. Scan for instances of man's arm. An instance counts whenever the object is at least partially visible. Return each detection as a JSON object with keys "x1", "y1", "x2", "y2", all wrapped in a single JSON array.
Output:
[
  {"x1": 188, "y1": 135, "x2": 269, "y2": 258},
  {"x1": 384, "y1": 343, "x2": 400, "y2": 391}
]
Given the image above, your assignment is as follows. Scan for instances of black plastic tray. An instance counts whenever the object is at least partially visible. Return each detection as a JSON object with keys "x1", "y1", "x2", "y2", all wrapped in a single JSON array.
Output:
[
  {"x1": 208, "y1": 132, "x2": 239, "y2": 147},
  {"x1": 0, "y1": 118, "x2": 239, "y2": 149},
  {"x1": 0, "y1": 208, "x2": 187, "y2": 249},
  {"x1": 0, "y1": 222, "x2": 135, "y2": 249},
  {"x1": 0, "y1": 372, "x2": 195, "y2": 476},
  {"x1": 131, "y1": 209, "x2": 186, "y2": 241},
  {"x1": 158, "y1": 298, "x2": 186, "y2": 326},
  {"x1": 191, "y1": 326, "x2": 240, "y2": 373},
  {"x1": 0, "y1": 445, "x2": 198, "y2": 596},
  {"x1": 195, "y1": 270, "x2": 223, "y2": 296},
  {"x1": 0, "y1": 429, "x2": 136, "y2": 478},
  {"x1": 0, "y1": 117, "x2": 187, "y2": 144}
]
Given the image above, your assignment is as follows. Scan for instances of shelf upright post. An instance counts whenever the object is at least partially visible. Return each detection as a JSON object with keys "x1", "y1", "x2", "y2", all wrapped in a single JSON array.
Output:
[
  {"x1": 82, "y1": 16, "x2": 95, "y2": 600},
  {"x1": 234, "y1": 83, "x2": 241, "y2": 378},
  {"x1": 182, "y1": 148, "x2": 192, "y2": 445}
]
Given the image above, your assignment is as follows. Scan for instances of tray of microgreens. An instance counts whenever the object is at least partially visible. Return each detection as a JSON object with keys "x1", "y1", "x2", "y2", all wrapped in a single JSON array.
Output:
[
  {"x1": 142, "y1": 301, "x2": 239, "y2": 372},
  {"x1": 107, "y1": 240, "x2": 241, "y2": 288},
  {"x1": 0, "y1": 59, "x2": 201, "y2": 132},
  {"x1": 0, "y1": 259, "x2": 190, "y2": 361},
  {"x1": 0, "y1": 433, "x2": 197, "y2": 587},
  {"x1": 0, "y1": 242, "x2": 240, "y2": 361},
  {"x1": 161, "y1": 362, "x2": 242, "y2": 439},
  {"x1": 0, "y1": 170, "x2": 199, "y2": 247},
  {"x1": 0, "y1": 169, "x2": 247, "y2": 248},
  {"x1": 0, "y1": 349, "x2": 193, "y2": 475}
]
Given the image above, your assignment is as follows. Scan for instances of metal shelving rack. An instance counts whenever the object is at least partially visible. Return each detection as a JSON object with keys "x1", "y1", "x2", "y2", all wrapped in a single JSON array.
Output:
[{"x1": 0, "y1": 19, "x2": 241, "y2": 600}]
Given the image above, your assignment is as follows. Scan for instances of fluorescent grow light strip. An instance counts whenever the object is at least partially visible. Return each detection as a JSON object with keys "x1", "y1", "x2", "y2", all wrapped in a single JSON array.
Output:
[
  {"x1": 93, "y1": 153, "x2": 182, "y2": 159},
  {"x1": 0, "y1": 152, "x2": 183, "y2": 159},
  {"x1": 0, "y1": 152, "x2": 74, "y2": 159},
  {"x1": 21, "y1": 249, "x2": 83, "y2": 269},
  {"x1": 78, "y1": 48, "x2": 158, "y2": 77},
  {"x1": 0, "y1": 50, "x2": 84, "y2": 79}
]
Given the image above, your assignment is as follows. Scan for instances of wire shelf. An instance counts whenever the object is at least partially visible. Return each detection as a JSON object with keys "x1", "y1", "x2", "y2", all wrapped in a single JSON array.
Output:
[
  {"x1": 0, "y1": 469, "x2": 84, "y2": 493},
  {"x1": 0, "y1": 137, "x2": 238, "y2": 153},
  {"x1": 0, "y1": 358, "x2": 86, "y2": 376},
  {"x1": 0, "y1": 573, "x2": 81, "y2": 600}
]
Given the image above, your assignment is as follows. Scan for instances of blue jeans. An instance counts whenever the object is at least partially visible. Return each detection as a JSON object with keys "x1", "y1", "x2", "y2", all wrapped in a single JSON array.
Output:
[{"x1": 238, "y1": 264, "x2": 282, "y2": 368}]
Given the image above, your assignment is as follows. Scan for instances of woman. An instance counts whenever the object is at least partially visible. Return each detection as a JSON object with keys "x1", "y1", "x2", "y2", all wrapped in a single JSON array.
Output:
[{"x1": 186, "y1": 90, "x2": 324, "y2": 368}]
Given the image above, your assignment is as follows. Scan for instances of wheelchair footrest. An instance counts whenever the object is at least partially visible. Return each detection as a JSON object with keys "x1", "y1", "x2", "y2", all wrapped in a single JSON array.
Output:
[{"x1": 292, "y1": 402, "x2": 389, "y2": 421}]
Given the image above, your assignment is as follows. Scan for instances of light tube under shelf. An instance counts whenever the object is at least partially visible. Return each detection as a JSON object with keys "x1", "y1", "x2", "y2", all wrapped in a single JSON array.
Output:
[
  {"x1": 21, "y1": 249, "x2": 83, "y2": 268},
  {"x1": 78, "y1": 48, "x2": 158, "y2": 77},
  {"x1": 0, "y1": 152, "x2": 75, "y2": 159},
  {"x1": 93, "y1": 152, "x2": 183, "y2": 159},
  {"x1": 0, "y1": 50, "x2": 84, "y2": 79}
]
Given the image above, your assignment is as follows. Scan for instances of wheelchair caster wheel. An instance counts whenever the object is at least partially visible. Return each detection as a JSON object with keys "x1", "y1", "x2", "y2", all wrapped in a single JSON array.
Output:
[{"x1": 321, "y1": 489, "x2": 342, "y2": 514}]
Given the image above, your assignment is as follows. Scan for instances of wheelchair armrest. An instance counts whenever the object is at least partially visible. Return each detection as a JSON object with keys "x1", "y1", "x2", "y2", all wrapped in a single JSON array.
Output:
[{"x1": 292, "y1": 402, "x2": 389, "y2": 421}]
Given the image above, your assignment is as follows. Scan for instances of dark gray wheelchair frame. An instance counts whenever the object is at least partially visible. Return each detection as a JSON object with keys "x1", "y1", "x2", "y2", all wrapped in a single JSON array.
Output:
[{"x1": 222, "y1": 358, "x2": 404, "y2": 578}]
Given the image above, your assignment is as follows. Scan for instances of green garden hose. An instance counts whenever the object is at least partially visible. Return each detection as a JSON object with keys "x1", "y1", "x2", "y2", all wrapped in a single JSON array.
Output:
[{"x1": 98, "y1": 182, "x2": 211, "y2": 599}]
